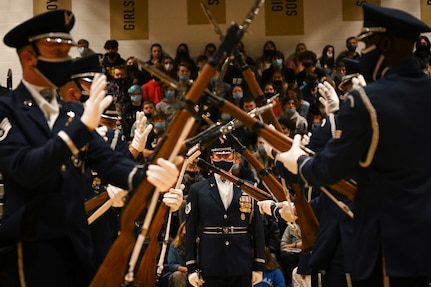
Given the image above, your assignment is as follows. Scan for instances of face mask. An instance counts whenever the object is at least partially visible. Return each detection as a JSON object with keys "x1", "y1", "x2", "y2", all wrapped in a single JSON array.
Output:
[
  {"x1": 326, "y1": 52, "x2": 333, "y2": 58},
  {"x1": 80, "y1": 94, "x2": 89, "y2": 103},
  {"x1": 359, "y1": 44, "x2": 384, "y2": 83},
  {"x1": 417, "y1": 44, "x2": 430, "y2": 52},
  {"x1": 107, "y1": 52, "x2": 118, "y2": 59},
  {"x1": 144, "y1": 112, "x2": 153, "y2": 118},
  {"x1": 231, "y1": 163, "x2": 240, "y2": 174},
  {"x1": 164, "y1": 63, "x2": 173, "y2": 71},
  {"x1": 114, "y1": 78, "x2": 125, "y2": 86},
  {"x1": 273, "y1": 59, "x2": 283, "y2": 67},
  {"x1": 130, "y1": 94, "x2": 142, "y2": 103},
  {"x1": 302, "y1": 62, "x2": 313, "y2": 69},
  {"x1": 127, "y1": 65, "x2": 136, "y2": 72},
  {"x1": 212, "y1": 159, "x2": 234, "y2": 172},
  {"x1": 210, "y1": 77, "x2": 218, "y2": 85},
  {"x1": 257, "y1": 145, "x2": 266, "y2": 154},
  {"x1": 164, "y1": 90, "x2": 175, "y2": 99},
  {"x1": 273, "y1": 80, "x2": 282, "y2": 86},
  {"x1": 35, "y1": 56, "x2": 73, "y2": 88},
  {"x1": 221, "y1": 114, "x2": 232, "y2": 122},
  {"x1": 179, "y1": 75, "x2": 190, "y2": 81},
  {"x1": 186, "y1": 171, "x2": 197, "y2": 178},
  {"x1": 178, "y1": 51, "x2": 187, "y2": 57},
  {"x1": 285, "y1": 108, "x2": 296, "y2": 117},
  {"x1": 78, "y1": 47, "x2": 87, "y2": 55},
  {"x1": 154, "y1": 122, "x2": 167, "y2": 130},
  {"x1": 233, "y1": 93, "x2": 243, "y2": 101},
  {"x1": 347, "y1": 44, "x2": 357, "y2": 52},
  {"x1": 264, "y1": 49, "x2": 275, "y2": 57}
]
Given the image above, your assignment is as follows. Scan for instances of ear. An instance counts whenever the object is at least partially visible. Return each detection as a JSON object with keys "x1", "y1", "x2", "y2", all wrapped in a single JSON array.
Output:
[
  {"x1": 19, "y1": 49, "x2": 37, "y2": 68},
  {"x1": 68, "y1": 88, "x2": 80, "y2": 101}
]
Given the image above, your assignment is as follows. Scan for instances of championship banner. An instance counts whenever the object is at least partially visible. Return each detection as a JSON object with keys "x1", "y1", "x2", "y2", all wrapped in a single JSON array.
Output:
[
  {"x1": 110, "y1": 0, "x2": 149, "y2": 40},
  {"x1": 33, "y1": 0, "x2": 71, "y2": 15},
  {"x1": 265, "y1": 0, "x2": 304, "y2": 35},
  {"x1": 421, "y1": 0, "x2": 431, "y2": 27},
  {"x1": 187, "y1": 0, "x2": 226, "y2": 25},
  {"x1": 342, "y1": 0, "x2": 381, "y2": 21}
]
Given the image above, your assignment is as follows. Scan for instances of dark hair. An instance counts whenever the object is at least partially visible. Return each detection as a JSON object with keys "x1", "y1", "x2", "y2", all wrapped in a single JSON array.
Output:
[
  {"x1": 299, "y1": 50, "x2": 317, "y2": 64},
  {"x1": 264, "y1": 247, "x2": 282, "y2": 271},
  {"x1": 104, "y1": 39, "x2": 119, "y2": 49}
]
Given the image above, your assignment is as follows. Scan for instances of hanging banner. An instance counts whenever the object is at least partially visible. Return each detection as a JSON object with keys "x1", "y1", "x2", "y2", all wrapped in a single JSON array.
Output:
[
  {"x1": 265, "y1": 0, "x2": 304, "y2": 35},
  {"x1": 187, "y1": 0, "x2": 226, "y2": 25},
  {"x1": 110, "y1": 0, "x2": 149, "y2": 40},
  {"x1": 342, "y1": 0, "x2": 381, "y2": 21},
  {"x1": 33, "y1": 0, "x2": 71, "y2": 15},
  {"x1": 421, "y1": 0, "x2": 431, "y2": 27}
]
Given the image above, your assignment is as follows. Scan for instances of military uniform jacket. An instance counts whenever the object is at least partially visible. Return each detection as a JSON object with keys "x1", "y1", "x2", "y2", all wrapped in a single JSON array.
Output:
[
  {"x1": 0, "y1": 83, "x2": 143, "y2": 268},
  {"x1": 297, "y1": 59, "x2": 431, "y2": 279},
  {"x1": 185, "y1": 175, "x2": 265, "y2": 277}
]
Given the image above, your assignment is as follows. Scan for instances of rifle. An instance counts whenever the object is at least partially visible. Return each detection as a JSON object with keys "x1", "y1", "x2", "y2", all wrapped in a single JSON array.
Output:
[
  {"x1": 196, "y1": 158, "x2": 273, "y2": 201},
  {"x1": 199, "y1": 0, "x2": 283, "y2": 132},
  {"x1": 90, "y1": 4, "x2": 263, "y2": 285},
  {"x1": 85, "y1": 190, "x2": 109, "y2": 214},
  {"x1": 204, "y1": 91, "x2": 357, "y2": 200}
]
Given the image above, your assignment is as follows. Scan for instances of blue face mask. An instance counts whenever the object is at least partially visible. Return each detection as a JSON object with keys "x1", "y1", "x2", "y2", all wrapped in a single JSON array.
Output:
[
  {"x1": 210, "y1": 77, "x2": 218, "y2": 85},
  {"x1": 257, "y1": 145, "x2": 266, "y2": 154},
  {"x1": 233, "y1": 93, "x2": 243, "y2": 101},
  {"x1": 164, "y1": 90, "x2": 175, "y2": 99},
  {"x1": 273, "y1": 59, "x2": 283, "y2": 67},
  {"x1": 130, "y1": 94, "x2": 142, "y2": 103},
  {"x1": 179, "y1": 75, "x2": 190, "y2": 81},
  {"x1": 347, "y1": 44, "x2": 357, "y2": 52},
  {"x1": 231, "y1": 163, "x2": 240, "y2": 173},
  {"x1": 154, "y1": 122, "x2": 167, "y2": 130},
  {"x1": 285, "y1": 109, "x2": 296, "y2": 117},
  {"x1": 221, "y1": 114, "x2": 232, "y2": 122}
]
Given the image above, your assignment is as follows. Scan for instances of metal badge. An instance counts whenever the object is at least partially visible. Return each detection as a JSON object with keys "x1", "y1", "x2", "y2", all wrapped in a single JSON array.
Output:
[{"x1": 239, "y1": 194, "x2": 252, "y2": 213}]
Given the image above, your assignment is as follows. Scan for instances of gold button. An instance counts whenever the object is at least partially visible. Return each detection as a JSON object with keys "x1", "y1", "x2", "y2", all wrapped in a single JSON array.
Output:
[{"x1": 225, "y1": 241, "x2": 230, "y2": 246}]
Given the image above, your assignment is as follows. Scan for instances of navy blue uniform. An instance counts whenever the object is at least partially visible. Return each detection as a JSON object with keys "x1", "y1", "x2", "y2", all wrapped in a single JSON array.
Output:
[
  {"x1": 185, "y1": 175, "x2": 265, "y2": 287},
  {"x1": 297, "y1": 58, "x2": 431, "y2": 280},
  {"x1": 0, "y1": 83, "x2": 144, "y2": 287}
]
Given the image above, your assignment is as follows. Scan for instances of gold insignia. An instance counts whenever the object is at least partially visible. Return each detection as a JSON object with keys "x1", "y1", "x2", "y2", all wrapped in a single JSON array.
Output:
[
  {"x1": 64, "y1": 11, "x2": 73, "y2": 26},
  {"x1": 240, "y1": 213, "x2": 246, "y2": 220}
]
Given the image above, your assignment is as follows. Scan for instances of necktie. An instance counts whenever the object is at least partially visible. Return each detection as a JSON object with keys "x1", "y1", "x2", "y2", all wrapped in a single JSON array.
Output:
[{"x1": 40, "y1": 88, "x2": 54, "y2": 103}]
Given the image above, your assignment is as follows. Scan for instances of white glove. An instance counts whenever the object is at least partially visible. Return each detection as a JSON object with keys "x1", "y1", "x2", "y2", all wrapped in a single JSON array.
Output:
[
  {"x1": 276, "y1": 134, "x2": 307, "y2": 175},
  {"x1": 318, "y1": 81, "x2": 340, "y2": 114},
  {"x1": 147, "y1": 158, "x2": 179, "y2": 191},
  {"x1": 276, "y1": 201, "x2": 297, "y2": 223},
  {"x1": 262, "y1": 125, "x2": 278, "y2": 159},
  {"x1": 252, "y1": 271, "x2": 263, "y2": 285},
  {"x1": 81, "y1": 73, "x2": 112, "y2": 130},
  {"x1": 163, "y1": 184, "x2": 184, "y2": 212},
  {"x1": 301, "y1": 132, "x2": 312, "y2": 146},
  {"x1": 352, "y1": 74, "x2": 367, "y2": 90},
  {"x1": 188, "y1": 272, "x2": 205, "y2": 287},
  {"x1": 131, "y1": 111, "x2": 153, "y2": 152},
  {"x1": 95, "y1": 126, "x2": 108, "y2": 141},
  {"x1": 257, "y1": 200, "x2": 276, "y2": 216},
  {"x1": 106, "y1": 184, "x2": 128, "y2": 207}
]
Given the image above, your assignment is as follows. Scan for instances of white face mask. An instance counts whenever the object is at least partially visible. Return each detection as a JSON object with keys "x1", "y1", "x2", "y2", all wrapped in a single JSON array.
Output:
[
  {"x1": 326, "y1": 52, "x2": 333, "y2": 58},
  {"x1": 78, "y1": 47, "x2": 87, "y2": 55},
  {"x1": 164, "y1": 63, "x2": 173, "y2": 71}
]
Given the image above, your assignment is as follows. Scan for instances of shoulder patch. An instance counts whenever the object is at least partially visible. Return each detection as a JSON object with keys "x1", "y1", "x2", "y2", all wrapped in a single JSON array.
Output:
[
  {"x1": 185, "y1": 202, "x2": 192, "y2": 214},
  {"x1": 0, "y1": 117, "x2": 12, "y2": 141}
]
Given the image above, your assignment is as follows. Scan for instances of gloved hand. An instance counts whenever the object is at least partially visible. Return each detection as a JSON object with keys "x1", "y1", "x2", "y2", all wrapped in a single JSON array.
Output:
[
  {"x1": 188, "y1": 272, "x2": 205, "y2": 287},
  {"x1": 106, "y1": 184, "x2": 128, "y2": 207},
  {"x1": 318, "y1": 81, "x2": 340, "y2": 114},
  {"x1": 251, "y1": 271, "x2": 263, "y2": 285},
  {"x1": 147, "y1": 158, "x2": 179, "y2": 191},
  {"x1": 131, "y1": 111, "x2": 153, "y2": 152},
  {"x1": 301, "y1": 132, "x2": 312, "y2": 146},
  {"x1": 276, "y1": 201, "x2": 297, "y2": 223},
  {"x1": 262, "y1": 124, "x2": 278, "y2": 159},
  {"x1": 276, "y1": 134, "x2": 307, "y2": 175},
  {"x1": 257, "y1": 200, "x2": 276, "y2": 216},
  {"x1": 163, "y1": 184, "x2": 184, "y2": 212},
  {"x1": 352, "y1": 74, "x2": 367, "y2": 90},
  {"x1": 81, "y1": 73, "x2": 112, "y2": 130},
  {"x1": 95, "y1": 126, "x2": 108, "y2": 141}
]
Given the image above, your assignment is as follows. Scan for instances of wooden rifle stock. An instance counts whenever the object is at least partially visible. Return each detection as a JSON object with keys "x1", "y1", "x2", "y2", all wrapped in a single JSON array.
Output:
[
  {"x1": 234, "y1": 50, "x2": 283, "y2": 132},
  {"x1": 196, "y1": 158, "x2": 273, "y2": 201},
  {"x1": 85, "y1": 191, "x2": 109, "y2": 215},
  {"x1": 206, "y1": 93, "x2": 357, "y2": 200},
  {"x1": 291, "y1": 183, "x2": 319, "y2": 251}
]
